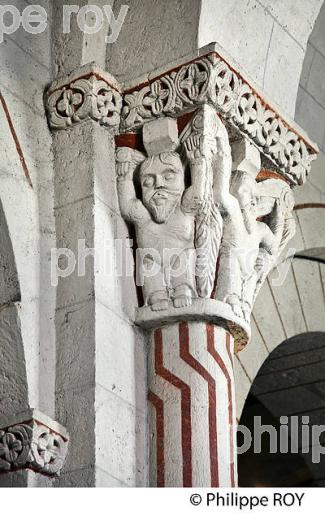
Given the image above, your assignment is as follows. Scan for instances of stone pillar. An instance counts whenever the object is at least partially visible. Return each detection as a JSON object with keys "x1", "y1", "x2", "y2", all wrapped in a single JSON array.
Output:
[
  {"x1": 148, "y1": 321, "x2": 236, "y2": 487},
  {"x1": 115, "y1": 44, "x2": 318, "y2": 488},
  {"x1": 46, "y1": 64, "x2": 147, "y2": 487},
  {"x1": 45, "y1": 43, "x2": 318, "y2": 487}
]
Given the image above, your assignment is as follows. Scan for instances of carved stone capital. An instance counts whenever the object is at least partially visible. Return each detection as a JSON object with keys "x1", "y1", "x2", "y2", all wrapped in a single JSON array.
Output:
[
  {"x1": 45, "y1": 62, "x2": 122, "y2": 131},
  {"x1": 116, "y1": 107, "x2": 298, "y2": 350},
  {"x1": 0, "y1": 409, "x2": 69, "y2": 476}
]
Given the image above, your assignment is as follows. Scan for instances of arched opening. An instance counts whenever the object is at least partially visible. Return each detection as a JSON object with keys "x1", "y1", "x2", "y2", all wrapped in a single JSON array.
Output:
[{"x1": 238, "y1": 332, "x2": 325, "y2": 487}]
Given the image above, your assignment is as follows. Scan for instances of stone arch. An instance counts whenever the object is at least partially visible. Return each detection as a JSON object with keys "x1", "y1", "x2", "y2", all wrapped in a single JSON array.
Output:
[
  {"x1": 238, "y1": 331, "x2": 325, "y2": 487},
  {"x1": 0, "y1": 197, "x2": 28, "y2": 417}
]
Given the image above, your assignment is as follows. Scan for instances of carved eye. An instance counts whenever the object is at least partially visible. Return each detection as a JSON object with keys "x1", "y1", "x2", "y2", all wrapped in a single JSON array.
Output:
[
  {"x1": 164, "y1": 171, "x2": 175, "y2": 181},
  {"x1": 142, "y1": 175, "x2": 154, "y2": 187}
]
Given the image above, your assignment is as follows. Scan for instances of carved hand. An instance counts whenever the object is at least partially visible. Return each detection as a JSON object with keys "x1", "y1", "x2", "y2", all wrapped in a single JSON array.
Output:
[
  {"x1": 184, "y1": 133, "x2": 218, "y2": 165},
  {"x1": 116, "y1": 147, "x2": 145, "y2": 179},
  {"x1": 214, "y1": 116, "x2": 232, "y2": 159}
]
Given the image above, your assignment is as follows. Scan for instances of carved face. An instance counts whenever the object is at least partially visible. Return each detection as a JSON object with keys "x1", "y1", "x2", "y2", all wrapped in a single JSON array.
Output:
[
  {"x1": 230, "y1": 172, "x2": 257, "y2": 212},
  {"x1": 140, "y1": 153, "x2": 185, "y2": 223}
]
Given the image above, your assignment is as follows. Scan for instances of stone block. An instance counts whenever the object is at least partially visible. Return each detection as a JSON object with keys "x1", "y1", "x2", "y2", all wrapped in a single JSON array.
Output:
[
  {"x1": 0, "y1": 305, "x2": 28, "y2": 416},
  {"x1": 310, "y1": 3, "x2": 325, "y2": 57},
  {"x1": 237, "y1": 320, "x2": 268, "y2": 381},
  {"x1": 300, "y1": 44, "x2": 315, "y2": 89},
  {"x1": 292, "y1": 259, "x2": 325, "y2": 331},
  {"x1": 259, "y1": 0, "x2": 323, "y2": 48},
  {"x1": 143, "y1": 118, "x2": 178, "y2": 156},
  {"x1": 199, "y1": 0, "x2": 273, "y2": 86},
  {"x1": 95, "y1": 385, "x2": 147, "y2": 486},
  {"x1": 56, "y1": 385, "x2": 96, "y2": 474},
  {"x1": 264, "y1": 23, "x2": 304, "y2": 116},
  {"x1": 56, "y1": 299, "x2": 95, "y2": 392},
  {"x1": 96, "y1": 301, "x2": 147, "y2": 411},
  {"x1": 231, "y1": 138, "x2": 261, "y2": 177},
  {"x1": 307, "y1": 50, "x2": 325, "y2": 108},
  {"x1": 253, "y1": 281, "x2": 286, "y2": 350}
]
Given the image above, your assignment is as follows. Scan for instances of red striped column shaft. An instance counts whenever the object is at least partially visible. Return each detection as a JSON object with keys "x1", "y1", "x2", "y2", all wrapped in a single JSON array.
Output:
[{"x1": 148, "y1": 321, "x2": 237, "y2": 487}]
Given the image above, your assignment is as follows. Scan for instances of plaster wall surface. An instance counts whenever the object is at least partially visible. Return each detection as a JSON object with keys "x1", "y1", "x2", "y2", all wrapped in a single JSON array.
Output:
[
  {"x1": 199, "y1": 0, "x2": 322, "y2": 116},
  {"x1": 296, "y1": 2, "x2": 325, "y2": 152}
]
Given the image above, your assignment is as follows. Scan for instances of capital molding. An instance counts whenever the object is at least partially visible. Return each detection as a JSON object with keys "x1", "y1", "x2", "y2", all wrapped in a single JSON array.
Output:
[
  {"x1": 45, "y1": 44, "x2": 318, "y2": 186},
  {"x1": 46, "y1": 62, "x2": 122, "y2": 131},
  {"x1": 120, "y1": 43, "x2": 318, "y2": 186},
  {"x1": 0, "y1": 409, "x2": 69, "y2": 477},
  {"x1": 136, "y1": 298, "x2": 250, "y2": 352}
]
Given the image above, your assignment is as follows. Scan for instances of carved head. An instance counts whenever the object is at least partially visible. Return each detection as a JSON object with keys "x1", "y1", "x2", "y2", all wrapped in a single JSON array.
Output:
[
  {"x1": 230, "y1": 171, "x2": 258, "y2": 211},
  {"x1": 139, "y1": 152, "x2": 185, "y2": 223}
]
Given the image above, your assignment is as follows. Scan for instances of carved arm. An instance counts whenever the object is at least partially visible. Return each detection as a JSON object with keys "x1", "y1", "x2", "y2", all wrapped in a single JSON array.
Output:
[
  {"x1": 116, "y1": 147, "x2": 147, "y2": 222},
  {"x1": 212, "y1": 120, "x2": 240, "y2": 216},
  {"x1": 181, "y1": 134, "x2": 208, "y2": 213},
  {"x1": 260, "y1": 200, "x2": 285, "y2": 255}
]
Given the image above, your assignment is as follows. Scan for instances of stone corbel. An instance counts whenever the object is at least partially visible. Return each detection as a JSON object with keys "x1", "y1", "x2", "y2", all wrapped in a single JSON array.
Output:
[{"x1": 0, "y1": 409, "x2": 69, "y2": 477}]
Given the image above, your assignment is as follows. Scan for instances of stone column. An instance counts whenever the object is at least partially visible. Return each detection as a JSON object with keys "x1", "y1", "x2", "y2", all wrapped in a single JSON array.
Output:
[
  {"x1": 148, "y1": 322, "x2": 236, "y2": 487},
  {"x1": 115, "y1": 44, "x2": 318, "y2": 487},
  {"x1": 116, "y1": 108, "x2": 253, "y2": 487}
]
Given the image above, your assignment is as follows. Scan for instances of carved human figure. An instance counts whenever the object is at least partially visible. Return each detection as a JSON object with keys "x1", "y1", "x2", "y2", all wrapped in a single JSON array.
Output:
[
  {"x1": 116, "y1": 145, "x2": 207, "y2": 311},
  {"x1": 212, "y1": 122, "x2": 287, "y2": 322}
]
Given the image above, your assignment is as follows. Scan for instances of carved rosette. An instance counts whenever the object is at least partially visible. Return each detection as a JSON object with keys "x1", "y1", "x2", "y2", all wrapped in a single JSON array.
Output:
[
  {"x1": 46, "y1": 70, "x2": 122, "y2": 131},
  {"x1": 121, "y1": 52, "x2": 317, "y2": 186},
  {"x1": 0, "y1": 411, "x2": 69, "y2": 476}
]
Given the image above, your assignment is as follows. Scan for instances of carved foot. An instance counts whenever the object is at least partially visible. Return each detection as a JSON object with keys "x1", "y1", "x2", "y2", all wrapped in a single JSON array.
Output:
[
  {"x1": 151, "y1": 300, "x2": 169, "y2": 311},
  {"x1": 173, "y1": 295, "x2": 192, "y2": 308},
  {"x1": 224, "y1": 294, "x2": 244, "y2": 319},
  {"x1": 172, "y1": 285, "x2": 193, "y2": 308},
  {"x1": 148, "y1": 291, "x2": 169, "y2": 312},
  {"x1": 242, "y1": 301, "x2": 252, "y2": 323}
]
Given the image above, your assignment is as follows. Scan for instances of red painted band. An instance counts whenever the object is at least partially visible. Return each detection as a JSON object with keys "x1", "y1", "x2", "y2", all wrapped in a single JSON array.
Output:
[
  {"x1": 0, "y1": 92, "x2": 32, "y2": 187},
  {"x1": 207, "y1": 324, "x2": 235, "y2": 487},
  {"x1": 148, "y1": 390, "x2": 165, "y2": 487},
  {"x1": 154, "y1": 328, "x2": 192, "y2": 487},
  {"x1": 179, "y1": 322, "x2": 219, "y2": 487}
]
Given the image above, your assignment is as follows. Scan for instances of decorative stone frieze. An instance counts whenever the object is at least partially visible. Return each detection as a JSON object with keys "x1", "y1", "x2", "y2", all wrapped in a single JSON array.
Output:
[
  {"x1": 120, "y1": 44, "x2": 318, "y2": 185},
  {"x1": 45, "y1": 45, "x2": 318, "y2": 187},
  {"x1": 0, "y1": 409, "x2": 69, "y2": 476},
  {"x1": 46, "y1": 63, "x2": 122, "y2": 131}
]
